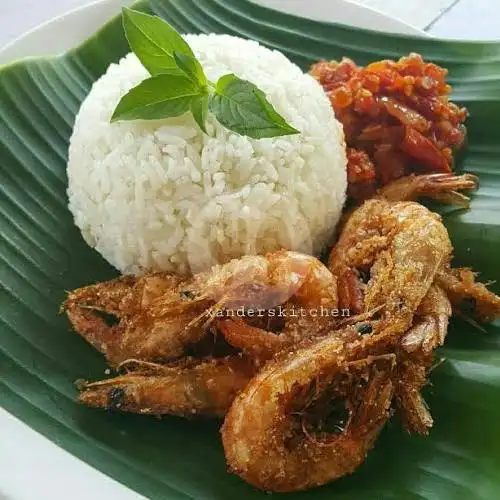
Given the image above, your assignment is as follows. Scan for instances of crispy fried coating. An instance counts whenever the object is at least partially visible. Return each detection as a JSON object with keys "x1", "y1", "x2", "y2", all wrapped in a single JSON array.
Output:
[
  {"x1": 65, "y1": 171, "x2": 500, "y2": 494},
  {"x1": 217, "y1": 318, "x2": 289, "y2": 362},
  {"x1": 216, "y1": 252, "x2": 340, "y2": 360},
  {"x1": 327, "y1": 173, "x2": 493, "y2": 439},
  {"x1": 329, "y1": 173, "x2": 478, "y2": 336}
]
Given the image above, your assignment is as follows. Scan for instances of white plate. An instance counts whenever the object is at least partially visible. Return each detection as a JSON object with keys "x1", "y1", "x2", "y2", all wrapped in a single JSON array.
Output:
[
  {"x1": 251, "y1": 0, "x2": 426, "y2": 36},
  {"x1": 0, "y1": 0, "x2": 426, "y2": 63},
  {"x1": 0, "y1": 1, "x2": 423, "y2": 499}
]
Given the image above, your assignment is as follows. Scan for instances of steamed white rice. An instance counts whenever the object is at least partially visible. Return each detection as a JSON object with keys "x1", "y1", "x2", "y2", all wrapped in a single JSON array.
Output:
[{"x1": 67, "y1": 34, "x2": 347, "y2": 274}]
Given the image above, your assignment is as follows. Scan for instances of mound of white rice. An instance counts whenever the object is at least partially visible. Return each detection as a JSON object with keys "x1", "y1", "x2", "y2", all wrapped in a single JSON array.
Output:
[{"x1": 68, "y1": 34, "x2": 347, "y2": 274}]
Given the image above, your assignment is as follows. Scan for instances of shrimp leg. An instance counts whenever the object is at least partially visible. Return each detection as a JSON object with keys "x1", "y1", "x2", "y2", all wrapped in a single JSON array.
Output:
[
  {"x1": 222, "y1": 332, "x2": 395, "y2": 492},
  {"x1": 436, "y1": 267, "x2": 500, "y2": 323},
  {"x1": 396, "y1": 284, "x2": 452, "y2": 434},
  {"x1": 78, "y1": 356, "x2": 255, "y2": 418}
]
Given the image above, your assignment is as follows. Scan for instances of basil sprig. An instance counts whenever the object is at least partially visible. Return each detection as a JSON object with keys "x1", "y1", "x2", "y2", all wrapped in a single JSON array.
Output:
[{"x1": 111, "y1": 8, "x2": 299, "y2": 139}]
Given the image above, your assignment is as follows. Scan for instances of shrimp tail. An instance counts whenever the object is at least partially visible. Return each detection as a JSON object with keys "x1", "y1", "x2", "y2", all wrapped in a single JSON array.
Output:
[{"x1": 378, "y1": 173, "x2": 478, "y2": 205}]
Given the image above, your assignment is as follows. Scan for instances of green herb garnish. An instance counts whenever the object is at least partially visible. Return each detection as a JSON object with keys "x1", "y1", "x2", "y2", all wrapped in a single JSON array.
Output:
[
  {"x1": 122, "y1": 8, "x2": 194, "y2": 75},
  {"x1": 111, "y1": 73, "x2": 202, "y2": 121},
  {"x1": 111, "y1": 8, "x2": 300, "y2": 139},
  {"x1": 210, "y1": 74, "x2": 300, "y2": 139}
]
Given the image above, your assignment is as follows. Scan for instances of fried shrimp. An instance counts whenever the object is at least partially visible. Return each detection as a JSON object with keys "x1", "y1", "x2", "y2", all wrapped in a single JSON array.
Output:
[
  {"x1": 64, "y1": 251, "x2": 338, "y2": 366},
  {"x1": 74, "y1": 248, "x2": 342, "y2": 417},
  {"x1": 328, "y1": 174, "x2": 477, "y2": 330},
  {"x1": 217, "y1": 319, "x2": 289, "y2": 362},
  {"x1": 188, "y1": 250, "x2": 337, "y2": 316},
  {"x1": 222, "y1": 331, "x2": 395, "y2": 492},
  {"x1": 78, "y1": 355, "x2": 256, "y2": 418},
  {"x1": 216, "y1": 252, "x2": 339, "y2": 360},
  {"x1": 324, "y1": 173, "x2": 490, "y2": 439},
  {"x1": 65, "y1": 166, "x2": 499, "y2": 494},
  {"x1": 329, "y1": 197, "x2": 452, "y2": 336}
]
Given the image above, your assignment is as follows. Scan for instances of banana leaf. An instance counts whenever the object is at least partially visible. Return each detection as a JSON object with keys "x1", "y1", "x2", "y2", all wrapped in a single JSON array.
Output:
[{"x1": 1, "y1": 0, "x2": 499, "y2": 498}]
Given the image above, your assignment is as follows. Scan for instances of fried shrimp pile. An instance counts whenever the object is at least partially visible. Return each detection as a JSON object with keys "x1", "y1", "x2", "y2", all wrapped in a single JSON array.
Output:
[
  {"x1": 64, "y1": 251, "x2": 338, "y2": 367},
  {"x1": 63, "y1": 173, "x2": 500, "y2": 493},
  {"x1": 66, "y1": 250, "x2": 343, "y2": 419}
]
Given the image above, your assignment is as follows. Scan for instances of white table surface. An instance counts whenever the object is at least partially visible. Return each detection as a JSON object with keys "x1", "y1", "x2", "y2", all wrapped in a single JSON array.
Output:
[
  {"x1": 2, "y1": 0, "x2": 500, "y2": 48},
  {"x1": 1, "y1": 1, "x2": 499, "y2": 500}
]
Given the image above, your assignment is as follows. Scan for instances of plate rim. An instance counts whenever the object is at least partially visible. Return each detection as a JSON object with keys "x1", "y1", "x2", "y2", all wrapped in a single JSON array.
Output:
[
  {"x1": 0, "y1": 0, "x2": 136, "y2": 65},
  {"x1": 0, "y1": 1, "x2": 426, "y2": 500}
]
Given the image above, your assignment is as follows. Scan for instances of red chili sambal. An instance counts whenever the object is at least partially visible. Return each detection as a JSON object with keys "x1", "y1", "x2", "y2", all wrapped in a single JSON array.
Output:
[{"x1": 310, "y1": 53, "x2": 468, "y2": 202}]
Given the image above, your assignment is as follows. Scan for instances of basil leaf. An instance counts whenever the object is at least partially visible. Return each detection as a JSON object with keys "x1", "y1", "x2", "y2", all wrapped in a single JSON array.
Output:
[
  {"x1": 173, "y1": 51, "x2": 207, "y2": 86},
  {"x1": 122, "y1": 8, "x2": 194, "y2": 75},
  {"x1": 210, "y1": 74, "x2": 299, "y2": 139},
  {"x1": 111, "y1": 74, "x2": 201, "y2": 122},
  {"x1": 190, "y1": 94, "x2": 209, "y2": 133}
]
